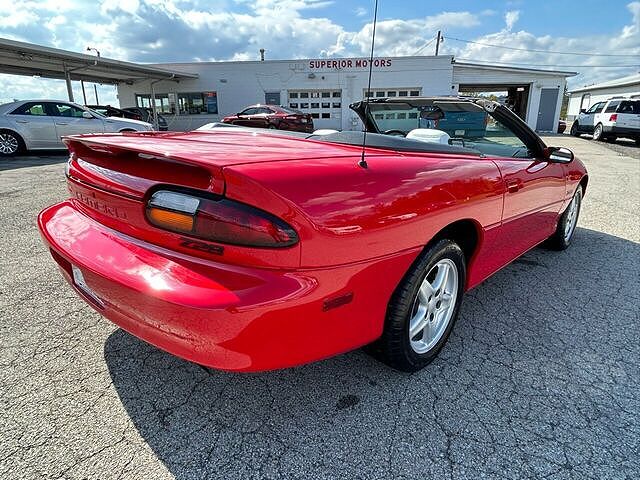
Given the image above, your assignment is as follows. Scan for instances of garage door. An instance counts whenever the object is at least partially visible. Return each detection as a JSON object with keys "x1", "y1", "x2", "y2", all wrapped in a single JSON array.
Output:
[{"x1": 288, "y1": 90, "x2": 342, "y2": 129}]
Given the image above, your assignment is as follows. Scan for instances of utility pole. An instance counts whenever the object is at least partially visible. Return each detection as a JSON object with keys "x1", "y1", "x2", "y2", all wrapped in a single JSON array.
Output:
[{"x1": 435, "y1": 30, "x2": 442, "y2": 56}]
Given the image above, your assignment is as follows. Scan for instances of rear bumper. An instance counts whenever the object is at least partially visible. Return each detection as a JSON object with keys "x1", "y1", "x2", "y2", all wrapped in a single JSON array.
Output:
[
  {"x1": 38, "y1": 201, "x2": 416, "y2": 371},
  {"x1": 603, "y1": 125, "x2": 639, "y2": 136}
]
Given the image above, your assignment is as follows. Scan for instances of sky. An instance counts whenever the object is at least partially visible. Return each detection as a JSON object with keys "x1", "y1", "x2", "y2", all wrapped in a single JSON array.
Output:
[{"x1": 0, "y1": 0, "x2": 638, "y2": 105}]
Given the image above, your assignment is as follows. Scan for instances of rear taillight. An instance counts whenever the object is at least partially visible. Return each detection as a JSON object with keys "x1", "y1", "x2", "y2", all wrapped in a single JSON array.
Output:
[
  {"x1": 146, "y1": 190, "x2": 298, "y2": 248},
  {"x1": 609, "y1": 114, "x2": 618, "y2": 122}
]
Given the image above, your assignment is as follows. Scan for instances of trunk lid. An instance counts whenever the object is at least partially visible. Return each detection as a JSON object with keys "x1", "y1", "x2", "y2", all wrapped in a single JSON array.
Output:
[{"x1": 64, "y1": 129, "x2": 361, "y2": 198}]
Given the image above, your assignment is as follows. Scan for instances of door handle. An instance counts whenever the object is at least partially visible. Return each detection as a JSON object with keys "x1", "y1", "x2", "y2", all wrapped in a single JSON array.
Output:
[
  {"x1": 506, "y1": 180, "x2": 522, "y2": 193},
  {"x1": 55, "y1": 122, "x2": 68, "y2": 125},
  {"x1": 15, "y1": 120, "x2": 29, "y2": 123}
]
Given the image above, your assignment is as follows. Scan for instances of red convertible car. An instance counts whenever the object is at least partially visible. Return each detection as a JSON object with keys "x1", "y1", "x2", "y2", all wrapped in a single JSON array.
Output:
[{"x1": 38, "y1": 97, "x2": 587, "y2": 372}]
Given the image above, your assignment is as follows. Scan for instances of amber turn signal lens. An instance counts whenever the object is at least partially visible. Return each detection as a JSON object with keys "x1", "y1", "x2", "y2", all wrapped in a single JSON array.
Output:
[{"x1": 147, "y1": 208, "x2": 194, "y2": 232}]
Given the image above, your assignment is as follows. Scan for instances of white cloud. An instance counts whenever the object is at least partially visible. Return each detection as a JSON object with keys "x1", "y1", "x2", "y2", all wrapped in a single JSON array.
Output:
[
  {"x1": 504, "y1": 10, "x2": 519, "y2": 31},
  {"x1": 355, "y1": 6, "x2": 367, "y2": 17}
]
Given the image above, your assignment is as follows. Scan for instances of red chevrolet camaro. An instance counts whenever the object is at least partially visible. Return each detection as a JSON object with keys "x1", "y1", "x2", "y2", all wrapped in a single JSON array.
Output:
[{"x1": 38, "y1": 97, "x2": 587, "y2": 372}]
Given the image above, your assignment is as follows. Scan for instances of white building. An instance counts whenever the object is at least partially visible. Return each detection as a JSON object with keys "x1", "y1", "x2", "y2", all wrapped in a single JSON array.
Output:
[
  {"x1": 567, "y1": 73, "x2": 640, "y2": 120},
  {"x1": 116, "y1": 55, "x2": 575, "y2": 133}
]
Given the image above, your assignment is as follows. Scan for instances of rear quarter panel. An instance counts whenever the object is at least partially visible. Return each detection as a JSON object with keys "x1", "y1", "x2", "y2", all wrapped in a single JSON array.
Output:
[{"x1": 224, "y1": 152, "x2": 505, "y2": 278}]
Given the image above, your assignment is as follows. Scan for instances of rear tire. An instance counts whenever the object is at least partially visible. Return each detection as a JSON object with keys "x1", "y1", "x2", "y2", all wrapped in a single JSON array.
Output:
[
  {"x1": 376, "y1": 239, "x2": 466, "y2": 372},
  {"x1": 570, "y1": 121, "x2": 580, "y2": 137},
  {"x1": 545, "y1": 187, "x2": 582, "y2": 251},
  {"x1": 0, "y1": 130, "x2": 24, "y2": 157},
  {"x1": 592, "y1": 123, "x2": 604, "y2": 141}
]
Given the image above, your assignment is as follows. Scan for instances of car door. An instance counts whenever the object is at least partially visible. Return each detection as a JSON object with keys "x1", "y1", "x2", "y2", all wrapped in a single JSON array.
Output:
[
  {"x1": 466, "y1": 108, "x2": 567, "y2": 261},
  {"x1": 47, "y1": 102, "x2": 105, "y2": 140},
  {"x1": 579, "y1": 102, "x2": 606, "y2": 132},
  {"x1": 6, "y1": 102, "x2": 58, "y2": 149}
]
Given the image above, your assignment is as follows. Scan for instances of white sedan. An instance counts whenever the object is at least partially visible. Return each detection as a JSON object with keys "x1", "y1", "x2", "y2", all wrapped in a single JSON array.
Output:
[{"x1": 0, "y1": 100, "x2": 153, "y2": 156}]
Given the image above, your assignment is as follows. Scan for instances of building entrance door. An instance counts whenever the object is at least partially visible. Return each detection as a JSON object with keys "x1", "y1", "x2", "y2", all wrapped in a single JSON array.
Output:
[{"x1": 536, "y1": 88, "x2": 559, "y2": 132}]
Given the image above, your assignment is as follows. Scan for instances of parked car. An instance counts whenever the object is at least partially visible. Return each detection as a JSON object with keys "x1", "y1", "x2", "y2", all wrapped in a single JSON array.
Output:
[
  {"x1": 85, "y1": 104, "x2": 142, "y2": 120},
  {"x1": 571, "y1": 98, "x2": 640, "y2": 144},
  {"x1": 558, "y1": 120, "x2": 567, "y2": 134},
  {"x1": 37, "y1": 97, "x2": 587, "y2": 373},
  {"x1": 0, "y1": 100, "x2": 153, "y2": 156},
  {"x1": 222, "y1": 105, "x2": 314, "y2": 132},
  {"x1": 121, "y1": 107, "x2": 168, "y2": 131}
]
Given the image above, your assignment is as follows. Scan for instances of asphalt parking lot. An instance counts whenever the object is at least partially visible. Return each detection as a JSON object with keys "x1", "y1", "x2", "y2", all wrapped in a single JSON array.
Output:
[{"x1": 1, "y1": 136, "x2": 638, "y2": 480}]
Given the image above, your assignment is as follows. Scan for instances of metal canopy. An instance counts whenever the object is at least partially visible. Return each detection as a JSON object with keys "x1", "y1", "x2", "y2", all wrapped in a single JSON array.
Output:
[{"x1": 0, "y1": 37, "x2": 198, "y2": 102}]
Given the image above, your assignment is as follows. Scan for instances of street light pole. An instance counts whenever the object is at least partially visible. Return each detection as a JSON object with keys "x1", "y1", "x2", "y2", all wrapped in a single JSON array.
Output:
[{"x1": 435, "y1": 31, "x2": 442, "y2": 56}]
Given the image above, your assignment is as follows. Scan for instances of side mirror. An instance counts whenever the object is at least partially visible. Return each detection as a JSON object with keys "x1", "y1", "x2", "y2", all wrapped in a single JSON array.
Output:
[
  {"x1": 547, "y1": 146, "x2": 574, "y2": 163},
  {"x1": 579, "y1": 109, "x2": 587, "y2": 114},
  {"x1": 82, "y1": 111, "x2": 93, "y2": 119}
]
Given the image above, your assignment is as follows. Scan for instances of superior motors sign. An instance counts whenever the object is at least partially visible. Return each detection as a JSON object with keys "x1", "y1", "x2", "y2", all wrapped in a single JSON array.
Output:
[{"x1": 308, "y1": 58, "x2": 393, "y2": 70}]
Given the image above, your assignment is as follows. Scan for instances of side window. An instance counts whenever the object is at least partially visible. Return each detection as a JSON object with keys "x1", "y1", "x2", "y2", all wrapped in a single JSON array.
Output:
[
  {"x1": 464, "y1": 115, "x2": 531, "y2": 159},
  {"x1": 604, "y1": 101, "x2": 620, "y2": 113},
  {"x1": 240, "y1": 108, "x2": 257, "y2": 115},
  {"x1": 50, "y1": 103, "x2": 86, "y2": 118},
  {"x1": 586, "y1": 102, "x2": 605, "y2": 114},
  {"x1": 258, "y1": 108, "x2": 274, "y2": 115},
  {"x1": 10, "y1": 102, "x2": 47, "y2": 116}
]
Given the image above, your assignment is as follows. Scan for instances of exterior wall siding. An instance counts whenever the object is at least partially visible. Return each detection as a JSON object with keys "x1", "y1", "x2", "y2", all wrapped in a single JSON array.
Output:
[{"x1": 117, "y1": 57, "x2": 571, "y2": 133}]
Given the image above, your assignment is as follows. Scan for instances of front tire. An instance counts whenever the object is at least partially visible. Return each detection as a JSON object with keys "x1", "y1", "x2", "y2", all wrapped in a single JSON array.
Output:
[
  {"x1": 593, "y1": 123, "x2": 604, "y2": 141},
  {"x1": 0, "y1": 130, "x2": 24, "y2": 156},
  {"x1": 545, "y1": 187, "x2": 583, "y2": 250},
  {"x1": 378, "y1": 239, "x2": 466, "y2": 372}
]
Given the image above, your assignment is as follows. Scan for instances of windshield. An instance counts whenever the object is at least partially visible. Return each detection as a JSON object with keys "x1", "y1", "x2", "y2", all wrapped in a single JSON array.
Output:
[{"x1": 366, "y1": 100, "x2": 531, "y2": 158}]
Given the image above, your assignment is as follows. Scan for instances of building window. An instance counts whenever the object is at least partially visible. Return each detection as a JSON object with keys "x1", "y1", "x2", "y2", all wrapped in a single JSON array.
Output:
[
  {"x1": 332, "y1": 91, "x2": 341, "y2": 97},
  {"x1": 300, "y1": 102, "x2": 309, "y2": 108},
  {"x1": 408, "y1": 112, "x2": 418, "y2": 119},
  {"x1": 398, "y1": 91, "x2": 408, "y2": 97},
  {"x1": 410, "y1": 90, "x2": 420, "y2": 96},
  {"x1": 311, "y1": 102, "x2": 320, "y2": 109},
  {"x1": 289, "y1": 92, "x2": 298, "y2": 99},
  {"x1": 311, "y1": 113, "x2": 320, "y2": 118},
  {"x1": 289, "y1": 103, "x2": 299, "y2": 109},
  {"x1": 321, "y1": 113, "x2": 330, "y2": 119},
  {"x1": 135, "y1": 94, "x2": 173, "y2": 113},
  {"x1": 300, "y1": 92, "x2": 309, "y2": 98},
  {"x1": 332, "y1": 102, "x2": 341, "y2": 108},
  {"x1": 387, "y1": 91, "x2": 397, "y2": 97},
  {"x1": 321, "y1": 92, "x2": 330, "y2": 98},
  {"x1": 322, "y1": 102, "x2": 330, "y2": 108},
  {"x1": 375, "y1": 91, "x2": 385, "y2": 97}
]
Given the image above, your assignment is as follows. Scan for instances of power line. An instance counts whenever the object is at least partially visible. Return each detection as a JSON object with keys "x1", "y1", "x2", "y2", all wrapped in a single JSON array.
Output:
[
  {"x1": 413, "y1": 37, "x2": 435, "y2": 55},
  {"x1": 446, "y1": 36, "x2": 640, "y2": 57},
  {"x1": 455, "y1": 58, "x2": 640, "y2": 68}
]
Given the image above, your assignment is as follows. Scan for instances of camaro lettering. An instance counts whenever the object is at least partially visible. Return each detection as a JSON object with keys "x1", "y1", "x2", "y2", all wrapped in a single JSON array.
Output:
[{"x1": 74, "y1": 191, "x2": 127, "y2": 219}]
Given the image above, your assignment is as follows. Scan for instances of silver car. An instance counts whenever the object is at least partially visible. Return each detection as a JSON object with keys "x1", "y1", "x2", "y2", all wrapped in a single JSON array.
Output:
[{"x1": 0, "y1": 100, "x2": 153, "y2": 156}]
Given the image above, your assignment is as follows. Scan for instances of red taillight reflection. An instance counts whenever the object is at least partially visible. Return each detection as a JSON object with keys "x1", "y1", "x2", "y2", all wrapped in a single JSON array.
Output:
[{"x1": 610, "y1": 114, "x2": 618, "y2": 122}]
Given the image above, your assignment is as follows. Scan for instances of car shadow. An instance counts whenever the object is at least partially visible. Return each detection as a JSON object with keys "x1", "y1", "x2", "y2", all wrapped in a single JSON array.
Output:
[
  {"x1": 104, "y1": 227, "x2": 640, "y2": 479},
  {"x1": 0, "y1": 151, "x2": 68, "y2": 171}
]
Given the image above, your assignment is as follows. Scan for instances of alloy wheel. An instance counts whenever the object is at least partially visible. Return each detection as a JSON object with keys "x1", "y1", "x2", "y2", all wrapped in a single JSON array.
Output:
[
  {"x1": 409, "y1": 259, "x2": 459, "y2": 354},
  {"x1": 564, "y1": 190, "x2": 581, "y2": 242},
  {"x1": 0, "y1": 133, "x2": 19, "y2": 155}
]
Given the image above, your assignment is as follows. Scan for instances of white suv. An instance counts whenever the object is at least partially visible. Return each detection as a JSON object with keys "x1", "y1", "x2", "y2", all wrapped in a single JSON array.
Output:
[{"x1": 571, "y1": 98, "x2": 640, "y2": 144}]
